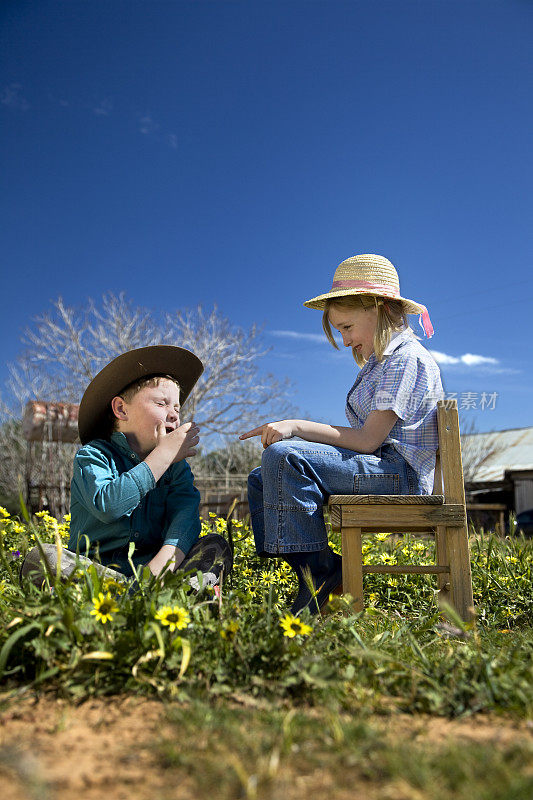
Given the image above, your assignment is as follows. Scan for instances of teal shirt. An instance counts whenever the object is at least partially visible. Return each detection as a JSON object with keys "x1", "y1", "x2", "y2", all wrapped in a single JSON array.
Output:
[{"x1": 69, "y1": 432, "x2": 201, "y2": 573}]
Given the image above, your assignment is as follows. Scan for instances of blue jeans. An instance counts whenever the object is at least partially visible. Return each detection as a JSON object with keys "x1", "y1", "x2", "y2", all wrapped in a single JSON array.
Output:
[{"x1": 247, "y1": 440, "x2": 423, "y2": 555}]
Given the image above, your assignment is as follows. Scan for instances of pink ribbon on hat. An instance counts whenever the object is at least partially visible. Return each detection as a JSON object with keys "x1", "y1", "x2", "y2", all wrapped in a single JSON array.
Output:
[{"x1": 331, "y1": 279, "x2": 434, "y2": 338}]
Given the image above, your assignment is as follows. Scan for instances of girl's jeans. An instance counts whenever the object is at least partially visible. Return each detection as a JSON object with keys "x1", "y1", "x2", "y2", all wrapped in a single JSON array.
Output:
[{"x1": 247, "y1": 440, "x2": 423, "y2": 555}]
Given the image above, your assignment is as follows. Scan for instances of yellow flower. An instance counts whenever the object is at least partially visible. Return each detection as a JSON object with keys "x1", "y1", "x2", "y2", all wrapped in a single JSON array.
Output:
[
  {"x1": 90, "y1": 592, "x2": 119, "y2": 624},
  {"x1": 260, "y1": 571, "x2": 275, "y2": 585},
  {"x1": 154, "y1": 605, "x2": 190, "y2": 632},
  {"x1": 375, "y1": 532, "x2": 392, "y2": 542},
  {"x1": 12, "y1": 522, "x2": 25, "y2": 534},
  {"x1": 0, "y1": 507, "x2": 10, "y2": 518},
  {"x1": 387, "y1": 578, "x2": 399, "y2": 588},
  {"x1": 280, "y1": 614, "x2": 312, "y2": 638},
  {"x1": 35, "y1": 510, "x2": 59, "y2": 533},
  {"x1": 220, "y1": 620, "x2": 239, "y2": 640},
  {"x1": 63, "y1": 513, "x2": 71, "y2": 523},
  {"x1": 369, "y1": 592, "x2": 379, "y2": 605},
  {"x1": 102, "y1": 577, "x2": 126, "y2": 596}
]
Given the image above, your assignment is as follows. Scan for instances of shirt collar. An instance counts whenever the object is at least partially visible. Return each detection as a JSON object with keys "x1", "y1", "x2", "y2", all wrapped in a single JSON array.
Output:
[
  {"x1": 383, "y1": 326, "x2": 416, "y2": 356},
  {"x1": 110, "y1": 431, "x2": 140, "y2": 462}
]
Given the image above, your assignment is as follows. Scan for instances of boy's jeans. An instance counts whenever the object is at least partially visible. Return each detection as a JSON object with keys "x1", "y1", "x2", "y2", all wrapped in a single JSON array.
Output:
[{"x1": 247, "y1": 440, "x2": 422, "y2": 556}]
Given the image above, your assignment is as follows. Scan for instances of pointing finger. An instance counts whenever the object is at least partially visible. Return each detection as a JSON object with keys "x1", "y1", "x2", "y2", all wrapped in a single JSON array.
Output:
[{"x1": 239, "y1": 426, "x2": 264, "y2": 440}]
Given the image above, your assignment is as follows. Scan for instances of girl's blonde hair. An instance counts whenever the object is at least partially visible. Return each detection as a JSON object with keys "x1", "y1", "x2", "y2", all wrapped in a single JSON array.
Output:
[{"x1": 322, "y1": 295, "x2": 408, "y2": 366}]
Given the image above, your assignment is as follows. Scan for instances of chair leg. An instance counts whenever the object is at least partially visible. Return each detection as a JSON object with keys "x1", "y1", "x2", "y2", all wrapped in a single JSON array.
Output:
[
  {"x1": 447, "y1": 525, "x2": 475, "y2": 623},
  {"x1": 341, "y1": 526, "x2": 364, "y2": 611},
  {"x1": 435, "y1": 524, "x2": 451, "y2": 608}
]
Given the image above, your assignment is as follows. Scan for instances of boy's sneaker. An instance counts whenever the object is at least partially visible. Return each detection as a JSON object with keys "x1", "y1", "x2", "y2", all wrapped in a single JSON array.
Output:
[
  {"x1": 19, "y1": 544, "x2": 127, "y2": 588},
  {"x1": 180, "y1": 533, "x2": 233, "y2": 588}
]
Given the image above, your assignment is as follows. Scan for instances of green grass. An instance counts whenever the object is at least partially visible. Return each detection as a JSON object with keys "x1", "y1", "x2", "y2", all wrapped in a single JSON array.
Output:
[
  {"x1": 0, "y1": 506, "x2": 532, "y2": 719},
  {"x1": 154, "y1": 702, "x2": 533, "y2": 800}
]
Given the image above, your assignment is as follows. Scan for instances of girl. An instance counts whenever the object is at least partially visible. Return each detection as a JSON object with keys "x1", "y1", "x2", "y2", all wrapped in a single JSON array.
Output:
[{"x1": 240, "y1": 254, "x2": 443, "y2": 615}]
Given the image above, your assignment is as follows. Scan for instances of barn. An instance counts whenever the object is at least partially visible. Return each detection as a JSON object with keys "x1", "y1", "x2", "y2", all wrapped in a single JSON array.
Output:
[{"x1": 462, "y1": 426, "x2": 533, "y2": 534}]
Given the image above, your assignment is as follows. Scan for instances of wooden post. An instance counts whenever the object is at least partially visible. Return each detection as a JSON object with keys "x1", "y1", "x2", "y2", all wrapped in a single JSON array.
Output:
[
  {"x1": 447, "y1": 526, "x2": 475, "y2": 621},
  {"x1": 341, "y1": 526, "x2": 364, "y2": 611},
  {"x1": 438, "y1": 403, "x2": 474, "y2": 622},
  {"x1": 434, "y1": 523, "x2": 451, "y2": 605}
]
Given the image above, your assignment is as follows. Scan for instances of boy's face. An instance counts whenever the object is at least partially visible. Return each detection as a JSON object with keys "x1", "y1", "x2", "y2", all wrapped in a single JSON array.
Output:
[{"x1": 114, "y1": 378, "x2": 181, "y2": 457}]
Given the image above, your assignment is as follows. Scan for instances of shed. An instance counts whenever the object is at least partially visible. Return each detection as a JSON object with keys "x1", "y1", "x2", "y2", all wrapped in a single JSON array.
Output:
[{"x1": 462, "y1": 426, "x2": 533, "y2": 532}]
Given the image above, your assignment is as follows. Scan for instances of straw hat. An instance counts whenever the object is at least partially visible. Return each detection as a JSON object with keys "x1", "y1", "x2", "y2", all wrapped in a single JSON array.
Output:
[
  {"x1": 304, "y1": 254, "x2": 433, "y2": 336},
  {"x1": 78, "y1": 345, "x2": 204, "y2": 445}
]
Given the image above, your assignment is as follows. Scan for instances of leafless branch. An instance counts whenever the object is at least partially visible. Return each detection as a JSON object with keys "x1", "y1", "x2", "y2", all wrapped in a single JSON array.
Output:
[{"x1": 0, "y1": 294, "x2": 296, "y2": 510}]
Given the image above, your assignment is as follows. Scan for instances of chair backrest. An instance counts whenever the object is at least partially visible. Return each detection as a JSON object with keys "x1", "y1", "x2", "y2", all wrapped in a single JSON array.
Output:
[{"x1": 433, "y1": 400, "x2": 466, "y2": 505}]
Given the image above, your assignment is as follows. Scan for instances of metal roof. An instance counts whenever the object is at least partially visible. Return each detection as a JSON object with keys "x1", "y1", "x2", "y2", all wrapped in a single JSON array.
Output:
[{"x1": 462, "y1": 426, "x2": 533, "y2": 483}]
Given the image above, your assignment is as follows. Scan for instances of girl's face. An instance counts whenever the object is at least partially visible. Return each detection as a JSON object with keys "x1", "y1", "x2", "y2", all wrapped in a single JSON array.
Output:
[{"x1": 328, "y1": 304, "x2": 378, "y2": 361}]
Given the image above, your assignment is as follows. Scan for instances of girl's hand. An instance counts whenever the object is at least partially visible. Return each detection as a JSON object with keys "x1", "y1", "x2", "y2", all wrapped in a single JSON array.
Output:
[{"x1": 240, "y1": 420, "x2": 295, "y2": 448}]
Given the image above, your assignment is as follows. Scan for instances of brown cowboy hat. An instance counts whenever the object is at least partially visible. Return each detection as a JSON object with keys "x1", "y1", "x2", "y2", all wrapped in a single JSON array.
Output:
[{"x1": 78, "y1": 345, "x2": 204, "y2": 445}]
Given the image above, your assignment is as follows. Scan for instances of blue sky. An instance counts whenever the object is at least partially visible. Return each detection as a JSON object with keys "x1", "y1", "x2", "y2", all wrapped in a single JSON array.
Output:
[{"x1": 1, "y1": 0, "x2": 532, "y2": 435}]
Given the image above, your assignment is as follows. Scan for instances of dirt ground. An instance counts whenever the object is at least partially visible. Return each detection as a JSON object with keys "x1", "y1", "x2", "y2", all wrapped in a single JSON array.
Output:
[{"x1": 1, "y1": 694, "x2": 532, "y2": 800}]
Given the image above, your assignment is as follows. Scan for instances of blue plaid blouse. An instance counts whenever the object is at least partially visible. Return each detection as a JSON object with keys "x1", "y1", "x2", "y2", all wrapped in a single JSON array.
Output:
[{"x1": 345, "y1": 328, "x2": 444, "y2": 494}]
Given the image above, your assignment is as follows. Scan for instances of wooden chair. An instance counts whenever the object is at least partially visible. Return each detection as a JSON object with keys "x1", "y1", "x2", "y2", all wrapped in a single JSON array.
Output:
[{"x1": 328, "y1": 400, "x2": 475, "y2": 622}]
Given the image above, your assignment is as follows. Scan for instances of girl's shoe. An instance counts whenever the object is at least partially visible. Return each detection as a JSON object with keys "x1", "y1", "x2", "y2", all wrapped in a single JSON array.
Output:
[{"x1": 287, "y1": 548, "x2": 342, "y2": 616}]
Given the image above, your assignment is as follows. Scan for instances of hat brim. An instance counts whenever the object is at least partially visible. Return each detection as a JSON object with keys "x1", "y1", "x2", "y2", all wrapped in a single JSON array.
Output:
[
  {"x1": 303, "y1": 288, "x2": 425, "y2": 316},
  {"x1": 78, "y1": 345, "x2": 204, "y2": 445}
]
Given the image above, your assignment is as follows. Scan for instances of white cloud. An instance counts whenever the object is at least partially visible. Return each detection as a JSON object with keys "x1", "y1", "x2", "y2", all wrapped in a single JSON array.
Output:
[
  {"x1": 138, "y1": 114, "x2": 176, "y2": 149},
  {"x1": 430, "y1": 350, "x2": 499, "y2": 367},
  {"x1": 429, "y1": 350, "x2": 460, "y2": 365},
  {"x1": 139, "y1": 114, "x2": 160, "y2": 135},
  {"x1": 1, "y1": 83, "x2": 29, "y2": 111},
  {"x1": 270, "y1": 329, "x2": 327, "y2": 344},
  {"x1": 93, "y1": 98, "x2": 112, "y2": 116},
  {"x1": 460, "y1": 353, "x2": 498, "y2": 366}
]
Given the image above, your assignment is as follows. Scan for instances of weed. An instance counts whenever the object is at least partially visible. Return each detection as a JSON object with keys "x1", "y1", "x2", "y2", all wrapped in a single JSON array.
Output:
[{"x1": 1, "y1": 508, "x2": 532, "y2": 717}]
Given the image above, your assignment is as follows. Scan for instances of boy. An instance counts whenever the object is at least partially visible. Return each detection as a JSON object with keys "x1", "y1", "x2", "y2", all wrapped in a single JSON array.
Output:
[{"x1": 69, "y1": 345, "x2": 231, "y2": 582}]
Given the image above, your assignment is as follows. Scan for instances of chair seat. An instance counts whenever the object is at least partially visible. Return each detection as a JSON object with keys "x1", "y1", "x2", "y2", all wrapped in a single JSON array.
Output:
[{"x1": 329, "y1": 494, "x2": 444, "y2": 505}]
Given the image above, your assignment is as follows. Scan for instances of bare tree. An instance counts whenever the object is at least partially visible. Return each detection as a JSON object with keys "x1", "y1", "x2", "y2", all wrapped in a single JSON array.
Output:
[
  {"x1": 0, "y1": 293, "x2": 295, "y2": 510},
  {"x1": 459, "y1": 417, "x2": 500, "y2": 484},
  {"x1": 16, "y1": 294, "x2": 171, "y2": 403},
  {"x1": 167, "y1": 305, "x2": 293, "y2": 436},
  {"x1": 195, "y1": 439, "x2": 262, "y2": 477}
]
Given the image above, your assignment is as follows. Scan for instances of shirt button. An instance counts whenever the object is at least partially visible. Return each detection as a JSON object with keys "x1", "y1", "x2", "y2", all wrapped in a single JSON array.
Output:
[{"x1": 130, "y1": 453, "x2": 136, "y2": 460}]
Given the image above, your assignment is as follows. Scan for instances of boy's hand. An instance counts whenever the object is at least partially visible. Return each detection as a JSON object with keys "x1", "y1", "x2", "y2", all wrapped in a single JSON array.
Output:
[
  {"x1": 240, "y1": 421, "x2": 294, "y2": 449},
  {"x1": 146, "y1": 544, "x2": 185, "y2": 578},
  {"x1": 156, "y1": 421, "x2": 200, "y2": 462},
  {"x1": 144, "y1": 422, "x2": 200, "y2": 482}
]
